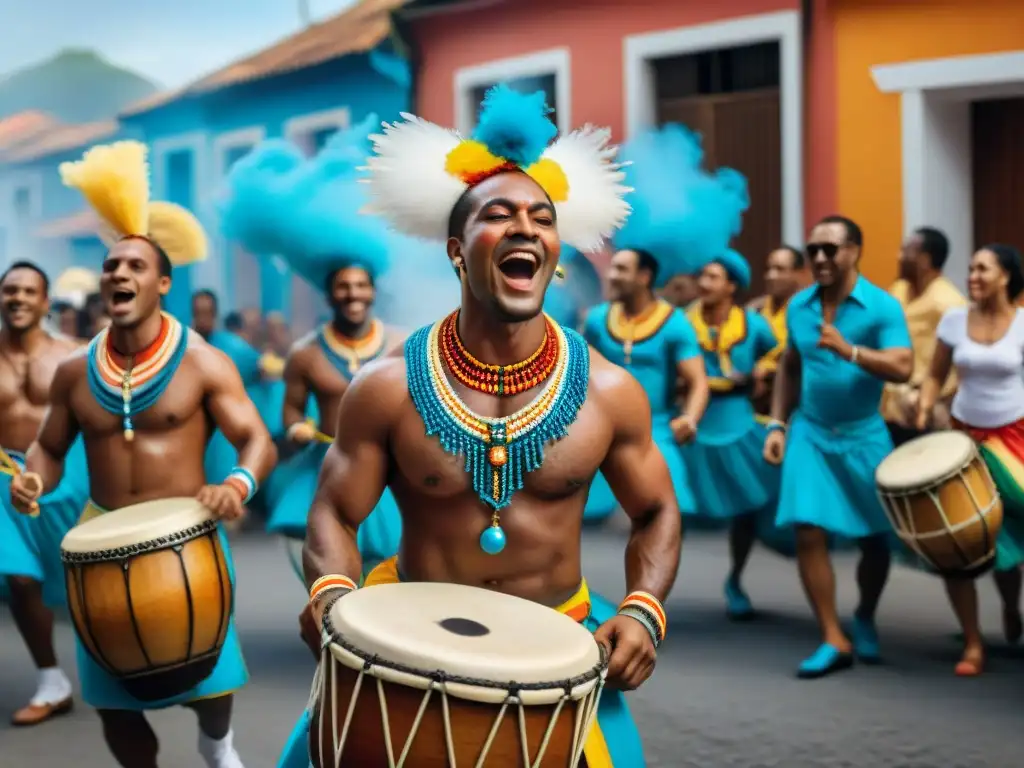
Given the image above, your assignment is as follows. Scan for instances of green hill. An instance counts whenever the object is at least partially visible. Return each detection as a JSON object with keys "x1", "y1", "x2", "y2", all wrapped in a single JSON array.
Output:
[{"x1": 0, "y1": 48, "x2": 159, "y2": 123}]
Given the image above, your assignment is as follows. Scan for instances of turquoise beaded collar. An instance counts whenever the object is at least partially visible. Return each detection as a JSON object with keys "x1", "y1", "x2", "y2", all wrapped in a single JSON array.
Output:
[{"x1": 405, "y1": 314, "x2": 589, "y2": 554}]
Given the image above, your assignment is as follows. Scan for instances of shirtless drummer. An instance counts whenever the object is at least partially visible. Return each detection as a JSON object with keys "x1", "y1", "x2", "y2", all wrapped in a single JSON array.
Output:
[
  {"x1": 10, "y1": 141, "x2": 277, "y2": 768},
  {"x1": 277, "y1": 85, "x2": 682, "y2": 767},
  {"x1": 0, "y1": 261, "x2": 87, "y2": 726}
]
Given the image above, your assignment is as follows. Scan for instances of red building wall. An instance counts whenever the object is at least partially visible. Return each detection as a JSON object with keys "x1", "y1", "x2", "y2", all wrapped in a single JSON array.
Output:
[{"x1": 409, "y1": 0, "x2": 801, "y2": 141}]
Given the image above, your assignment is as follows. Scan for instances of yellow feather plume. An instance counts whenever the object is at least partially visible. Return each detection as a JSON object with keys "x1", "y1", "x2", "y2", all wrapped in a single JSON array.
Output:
[
  {"x1": 58, "y1": 141, "x2": 150, "y2": 237},
  {"x1": 147, "y1": 201, "x2": 208, "y2": 266},
  {"x1": 60, "y1": 140, "x2": 208, "y2": 267},
  {"x1": 526, "y1": 158, "x2": 569, "y2": 203},
  {"x1": 444, "y1": 140, "x2": 506, "y2": 179}
]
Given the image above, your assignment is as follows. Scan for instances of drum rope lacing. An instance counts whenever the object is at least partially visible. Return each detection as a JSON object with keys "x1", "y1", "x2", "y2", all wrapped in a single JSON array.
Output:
[
  {"x1": 309, "y1": 611, "x2": 607, "y2": 767},
  {"x1": 878, "y1": 445, "x2": 1000, "y2": 574},
  {"x1": 60, "y1": 520, "x2": 218, "y2": 564}
]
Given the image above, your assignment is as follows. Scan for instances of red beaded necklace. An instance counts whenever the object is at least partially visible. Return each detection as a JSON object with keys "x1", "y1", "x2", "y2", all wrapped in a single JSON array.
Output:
[{"x1": 439, "y1": 310, "x2": 559, "y2": 396}]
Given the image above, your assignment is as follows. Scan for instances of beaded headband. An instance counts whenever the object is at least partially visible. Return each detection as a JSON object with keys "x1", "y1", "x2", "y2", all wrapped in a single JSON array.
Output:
[{"x1": 361, "y1": 84, "x2": 632, "y2": 252}]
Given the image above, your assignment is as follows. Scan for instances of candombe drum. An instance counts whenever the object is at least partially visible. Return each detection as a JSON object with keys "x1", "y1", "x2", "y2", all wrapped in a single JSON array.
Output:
[
  {"x1": 309, "y1": 582, "x2": 606, "y2": 767},
  {"x1": 61, "y1": 498, "x2": 233, "y2": 701},
  {"x1": 876, "y1": 430, "x2": 1003, "y2": 576}
]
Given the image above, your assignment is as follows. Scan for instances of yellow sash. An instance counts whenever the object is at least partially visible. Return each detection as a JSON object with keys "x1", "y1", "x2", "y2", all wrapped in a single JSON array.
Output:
[
  {"x1": 687, "y1": 301, "x2": 748, "y2": 393},
  {"x1": 756, "y1": 296, "x2": 787, "y2": 374}
]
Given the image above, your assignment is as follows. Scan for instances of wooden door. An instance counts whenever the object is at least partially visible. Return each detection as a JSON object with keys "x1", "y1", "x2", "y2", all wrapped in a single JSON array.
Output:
[
  {"x1": 657, "y1": 89, "x2": 781, "y2": 300},
  {"x1": 973, "y1": 97, "x2": 1024, "y2": 250}
]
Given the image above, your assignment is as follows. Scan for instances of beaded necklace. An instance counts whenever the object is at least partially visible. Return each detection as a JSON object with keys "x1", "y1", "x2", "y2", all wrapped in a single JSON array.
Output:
[
  {"x1": 439, "y1": 310, "x2": 558, "y2": 396},
  {"x1": 317, "y1": 319, "x2": 387, "y2": 380},
  {"x1": 86, "y1": 312, "x2": 188, "y2": 442},
  {"x1": 406, "y1": 313, "x2": 589, "y2": 555}
]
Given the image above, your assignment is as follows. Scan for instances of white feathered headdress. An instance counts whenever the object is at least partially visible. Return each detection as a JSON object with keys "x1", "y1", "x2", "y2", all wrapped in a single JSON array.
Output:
[{"x1": 362, "y1": 85, "x2": 631, "y2": 251}]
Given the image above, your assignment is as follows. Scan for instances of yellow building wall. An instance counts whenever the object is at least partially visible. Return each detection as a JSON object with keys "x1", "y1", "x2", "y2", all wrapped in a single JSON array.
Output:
[{"x1": 834, "y1": 0, "x2": 1024, "y2": 285}]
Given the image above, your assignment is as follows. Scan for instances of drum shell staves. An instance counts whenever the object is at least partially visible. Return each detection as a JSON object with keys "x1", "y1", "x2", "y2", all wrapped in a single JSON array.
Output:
[
  {"x1": 62, "y1": 521, "x2": 233, "y2": 702},
  {"x1": 877, "y1": 432, "x2": 1004, "y2": 576}
]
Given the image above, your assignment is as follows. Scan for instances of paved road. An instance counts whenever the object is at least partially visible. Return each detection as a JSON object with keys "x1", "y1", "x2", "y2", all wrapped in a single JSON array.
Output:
[{"x1": 2, "y1": 520, "x2": 1023, "y2": 767}]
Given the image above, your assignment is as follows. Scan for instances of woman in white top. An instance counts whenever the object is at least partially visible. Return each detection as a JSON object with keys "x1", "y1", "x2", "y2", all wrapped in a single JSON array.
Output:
[{"x1": 918, "y1": 244, "x2": 1024, "y2": 676}]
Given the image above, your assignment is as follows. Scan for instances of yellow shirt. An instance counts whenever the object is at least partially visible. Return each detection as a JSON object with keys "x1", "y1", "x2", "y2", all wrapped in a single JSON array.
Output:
[
  {"x1": 755, "y1": 295, "x2": 788, "y2": 373},
  {"x1": 882, "y1": 276, "x2": 966, "y2": 421}
]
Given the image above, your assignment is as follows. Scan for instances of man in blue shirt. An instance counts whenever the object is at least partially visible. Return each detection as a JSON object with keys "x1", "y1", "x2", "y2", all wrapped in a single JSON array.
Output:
[{"x1": 763, "y1": 215, "x2": 912, "y2": 678}]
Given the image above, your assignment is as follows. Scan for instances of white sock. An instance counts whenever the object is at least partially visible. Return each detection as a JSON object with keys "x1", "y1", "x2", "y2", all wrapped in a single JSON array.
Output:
[
  {"x1": 198, "y1": 728, "x2": 245, "y2": 768},
  {"x1": 30, "y1": 666, "x2": 72, "y2": 706}
]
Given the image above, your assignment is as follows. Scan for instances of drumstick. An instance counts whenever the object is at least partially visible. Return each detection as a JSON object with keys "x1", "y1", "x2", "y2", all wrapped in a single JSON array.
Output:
[{"x1": 0, "y1": 445, "x2": 41, "y2": 517}]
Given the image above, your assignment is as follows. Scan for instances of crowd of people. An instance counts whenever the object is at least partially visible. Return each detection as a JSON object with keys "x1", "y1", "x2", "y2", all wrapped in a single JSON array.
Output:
[{"x1": 0, "y1": 85, "x2": 1022, "y2": 768}]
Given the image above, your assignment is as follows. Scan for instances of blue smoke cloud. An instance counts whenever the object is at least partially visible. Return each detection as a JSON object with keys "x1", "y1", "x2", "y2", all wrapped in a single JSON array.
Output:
[{"x1": 614, "y1": 124, "x2": 750, "y2": 285}]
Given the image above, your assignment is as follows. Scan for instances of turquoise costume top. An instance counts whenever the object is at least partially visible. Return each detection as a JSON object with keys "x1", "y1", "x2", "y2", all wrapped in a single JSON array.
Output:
[
  {"x1": 776, "y1": 276, "x2": 913, "y2": 540},
  {"x1": 786, "y1": 277, "x2": 912, "y2": 426},
  {"x1": 584, "y1": 300, "x2": 700, "y2": 414},
  {"x1": 688, "y1": 306, "x2": 778, "y2": 444}
]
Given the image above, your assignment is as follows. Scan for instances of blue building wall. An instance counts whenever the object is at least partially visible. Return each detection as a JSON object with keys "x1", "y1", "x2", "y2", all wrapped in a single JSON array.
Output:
[
  {"x1": 0, "y1": 44, "x2": 411, "y2": 329},
  {"x1": 120, "y1": 50, "x2": 410, "y2": 327}
]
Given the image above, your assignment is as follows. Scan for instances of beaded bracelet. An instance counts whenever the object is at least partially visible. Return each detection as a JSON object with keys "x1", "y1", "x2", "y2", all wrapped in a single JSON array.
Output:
[
  {"x1": 225, "y1": 466, "x2": 258, "y2": 504},
  {"x1": 619, "y1": 605, "x2": 661, "y2": 648},
  {"x1": 619, "y1": 590, "x2": 667, "y2": 643},
  {"x1": 765, "y1": 419, "x2": 786, "y2": 434},
  {"x1": 309, "y1": 574, "x2": 358, "y2": 605}
]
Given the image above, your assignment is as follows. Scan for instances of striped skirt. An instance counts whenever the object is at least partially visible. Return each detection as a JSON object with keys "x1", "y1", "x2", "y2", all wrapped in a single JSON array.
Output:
[{"x1": 955, "y1": 418, "x2": 1024, "y2": 571}]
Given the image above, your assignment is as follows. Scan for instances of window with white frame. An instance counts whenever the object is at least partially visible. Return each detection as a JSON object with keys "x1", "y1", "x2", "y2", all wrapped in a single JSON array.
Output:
[
  {"x1": 468, "y1": 74, "x2": 559, "y2": 130},
  {"x1": 455, "y1": 49, "x2": 570, "y2": 136}
]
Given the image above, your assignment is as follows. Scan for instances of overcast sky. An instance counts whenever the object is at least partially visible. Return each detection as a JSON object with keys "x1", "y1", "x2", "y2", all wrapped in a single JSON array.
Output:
[{"x1": 0, "y1": 0, "x2": 358, "y2": 88}]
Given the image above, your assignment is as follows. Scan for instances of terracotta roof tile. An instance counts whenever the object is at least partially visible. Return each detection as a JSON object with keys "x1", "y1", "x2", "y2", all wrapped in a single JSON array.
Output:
[
  {"x1": 0, "y1": 111, "x2": 59, "y2": 151},
  {"x1": 4, "y1": 120, "x2": 119, "y2": 163},
  {"x1": 35, "y1": 210, "x2": 101, "y2": 239},
  {"x1": 121, "y1": 0, "x2": 409, "y2": 117}
]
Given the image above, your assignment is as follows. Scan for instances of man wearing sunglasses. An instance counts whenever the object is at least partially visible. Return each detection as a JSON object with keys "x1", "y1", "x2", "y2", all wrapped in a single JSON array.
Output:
[{"x1": 762, "y1": 215, "x2": 913, "y2": 679}]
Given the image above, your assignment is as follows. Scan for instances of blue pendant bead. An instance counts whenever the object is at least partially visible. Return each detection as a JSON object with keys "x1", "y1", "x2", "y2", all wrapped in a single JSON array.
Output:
[{"x1": 480, "y1": 524, "x2": 507, "y2": 555}]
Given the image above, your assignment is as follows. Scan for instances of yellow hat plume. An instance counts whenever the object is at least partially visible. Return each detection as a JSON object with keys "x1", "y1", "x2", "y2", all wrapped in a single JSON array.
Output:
[{"x1": 59, "y1": 140, "x2": 207, "y2": 266}]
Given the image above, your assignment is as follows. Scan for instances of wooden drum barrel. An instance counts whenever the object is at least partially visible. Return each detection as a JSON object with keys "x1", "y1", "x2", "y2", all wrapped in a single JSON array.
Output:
[
  {"x1": 876, "y1": 431, "x2": 1003, "y2": 576},
  {"x1": 309, "y1": 582, "x2": 606, "y2": 767},
  {"x1": 61, "y1": 498, "x2": 232, "y2": 701}
]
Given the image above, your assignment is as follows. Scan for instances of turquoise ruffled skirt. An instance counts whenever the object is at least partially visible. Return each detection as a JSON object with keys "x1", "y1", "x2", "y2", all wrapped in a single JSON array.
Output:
[
  {"x1": 266, "y1": 442, "x2": 402, "y2": 582},
  {"x1": 585, "y1": 413, "x2": 695, "y2": 520},
  {"x1": 0, "y1": 439, "x2": 90, "y2": 607},
  {"x1": 776, "y1": 412, "x2": 893, "y2": 539}
]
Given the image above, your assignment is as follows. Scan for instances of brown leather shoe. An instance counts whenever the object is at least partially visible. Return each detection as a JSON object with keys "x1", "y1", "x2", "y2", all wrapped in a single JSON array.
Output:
[{"x1": 11, "y1": 696, "x2": 73, "y2": 726}]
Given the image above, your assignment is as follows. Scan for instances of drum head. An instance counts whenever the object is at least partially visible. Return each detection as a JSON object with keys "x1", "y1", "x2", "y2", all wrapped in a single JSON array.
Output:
[
  {"x1": 61, "y1": 497, "x2": 215, "y2": 553},
  {"x1": 876, "y1": 430, "x2": 975, "y2": 491},
  {"x1": 328, "y1": 582, "x2": 601, "y2": 686}
]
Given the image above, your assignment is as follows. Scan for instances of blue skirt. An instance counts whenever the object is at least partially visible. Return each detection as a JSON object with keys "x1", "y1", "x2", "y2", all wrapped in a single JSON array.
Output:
[
  {"x1": 0, "y1": 440, "x2": 90, "y2": 607},
  {"x1": 76, "y1": 520, "x2": 248, "y2": 710},
  {"x1": 274, "y1": 591, "x2": 644, "y2": 768},
  {"x1": 266, "y1": 442, "x2": 402, "y2": 582},
  {"x1": 776, "y1": 412, "x2": 893, "y2": 539},
  {"x1": 681, "y1": 421, "x2": 779, "y2": 520},
  {"x1": 585, "y1": 414, "x2": 695, "y2": 520}
]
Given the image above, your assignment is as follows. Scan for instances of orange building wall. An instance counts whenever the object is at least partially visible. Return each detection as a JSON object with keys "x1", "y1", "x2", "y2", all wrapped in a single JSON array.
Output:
[
  {"x1": 410, "y1": 0, "x2": 798, "y2": 141},
  {"x1": 833, "y1": 0, "x2": 1024, "y2": 285}
]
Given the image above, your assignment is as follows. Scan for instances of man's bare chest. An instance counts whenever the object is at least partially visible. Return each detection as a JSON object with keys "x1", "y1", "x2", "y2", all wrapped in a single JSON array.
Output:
[{"x1": 0, "y1": 356, "x2": 58, "y2": 410}]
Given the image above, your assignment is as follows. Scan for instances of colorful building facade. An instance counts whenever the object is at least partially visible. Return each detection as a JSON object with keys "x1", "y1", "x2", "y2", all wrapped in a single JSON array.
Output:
[
  {"x1": 809, "y1": 0, "x2": 1024, "y2": 288},
  {"x1": 400, "y1": 0, "x2": 804, "y2": 296}
]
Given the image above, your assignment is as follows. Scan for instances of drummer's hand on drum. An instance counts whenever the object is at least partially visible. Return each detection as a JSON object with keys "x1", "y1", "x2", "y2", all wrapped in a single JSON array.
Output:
[
  {"x1": 10, "y1": 471, "x2": 42, "y2": 516},
  {"x1": 593, "y1": 615, "x2": 656, "y2": 691},
  {"x1": 196, "y1": 484, "x2": 245, "y2": 521},
  {"x1": 763, "y1": 429, "x2": 786, "y2": 465},
  {"x1": 914, "y1": 402, "x2": 931, "y2": 432}
]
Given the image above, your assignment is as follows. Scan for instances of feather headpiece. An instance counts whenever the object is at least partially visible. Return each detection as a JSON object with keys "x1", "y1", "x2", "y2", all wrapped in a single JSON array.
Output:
[
  {"x1": 219, "y1": 114, "x2": 393, "y2": 288},
  {"x1": 613, "y1": 125, "x2": 749, "y2": 286},
  {"x1": 58, "y1": 141, "x2": 207, "y2": 266},
  {"x1": 362, "y1": 84, "x2": 631, "y2": 251}
]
